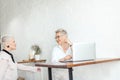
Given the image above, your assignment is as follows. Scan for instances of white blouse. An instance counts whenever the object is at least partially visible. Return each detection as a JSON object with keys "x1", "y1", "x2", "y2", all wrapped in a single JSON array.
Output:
[
  {"x1": 51, "y1": 45, "x2": 72, "y2": 80},
  {"x1": 52, "y1": 45, "x2": 72, "y2": 62},
  {"x1": 0, "y1": 51, "x2": 38, "y2": 80}
]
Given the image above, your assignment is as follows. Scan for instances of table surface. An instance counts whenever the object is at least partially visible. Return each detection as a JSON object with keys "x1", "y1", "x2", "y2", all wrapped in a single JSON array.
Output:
[
  {"x1": 35, "y1": 58, "x2": 120, "y2": 68},
  {"x1": 18, "y1": 59, "x2": 46, "y2": 63}
]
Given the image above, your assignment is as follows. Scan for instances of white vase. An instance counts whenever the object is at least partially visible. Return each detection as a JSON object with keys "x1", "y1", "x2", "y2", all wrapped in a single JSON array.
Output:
[
  {"x1": 35, "y1": 55, "x2": 40, "y2": 60},
  {"x1": 29, "y1": 50, "x2": 35, "y2": 60}
]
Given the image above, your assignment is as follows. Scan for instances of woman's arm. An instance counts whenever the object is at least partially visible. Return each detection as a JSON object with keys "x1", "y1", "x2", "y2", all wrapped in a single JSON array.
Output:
[
  {"x1": 17, "y1": 63, "x2": 41, "y2": 72},
  {"x1": 59, "y1": 55, "x2": 72, "y2": 61}
]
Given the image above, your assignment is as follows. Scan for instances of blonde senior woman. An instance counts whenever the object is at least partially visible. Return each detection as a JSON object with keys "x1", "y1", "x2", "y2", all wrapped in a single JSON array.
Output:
[
  {"x1": 52, "y1": 29, "x2": 73, "y2": 80},
  {"x1": 0, "y1": 35, "x2": 41, "y2": 80}
]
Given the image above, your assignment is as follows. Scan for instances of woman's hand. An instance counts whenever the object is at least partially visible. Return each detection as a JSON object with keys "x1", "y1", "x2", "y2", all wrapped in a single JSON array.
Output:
[
  {"x1": 59, "y1": 55, "x2": 72, "y2": 62},
  {"x1": 37, "y1": 67, "x2": 41, "y2": 72},
  {"x1": 66, "y1": 38, "x2": 73, "y2": 46}
]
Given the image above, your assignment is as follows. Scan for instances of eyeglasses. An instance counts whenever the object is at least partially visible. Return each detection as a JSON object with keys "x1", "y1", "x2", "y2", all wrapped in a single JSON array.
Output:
[{"x1": 55, "y1": 35, "x2": 64, "y2": 39}]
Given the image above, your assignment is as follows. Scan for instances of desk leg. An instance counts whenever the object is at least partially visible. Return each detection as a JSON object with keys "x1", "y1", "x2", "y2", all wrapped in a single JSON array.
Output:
[
  {"x1": 68, "y1": 68, "x2": 73, "y2": 80},
  {"x1": 48, "y1": 68, "x2": 52, "y2": 80}
]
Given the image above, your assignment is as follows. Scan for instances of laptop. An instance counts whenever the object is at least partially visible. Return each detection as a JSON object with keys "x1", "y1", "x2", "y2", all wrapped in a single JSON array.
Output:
[{"x1": 61, "y1": 42, "x2": 96, "y2": 62}]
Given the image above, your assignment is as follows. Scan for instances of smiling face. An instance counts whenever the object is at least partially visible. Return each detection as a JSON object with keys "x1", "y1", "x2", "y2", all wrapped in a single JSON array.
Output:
[{"x1": 55, "y1": 32, "x2": 67, "y2": 45}]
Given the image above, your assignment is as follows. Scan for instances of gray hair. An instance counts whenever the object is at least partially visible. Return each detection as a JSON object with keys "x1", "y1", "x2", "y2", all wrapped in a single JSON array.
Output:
[
  {"x1": 55, "y1": 28, "x2": 68, "y2": 36},
  {"x1": 1, "y1": 35, "x2": 13, "y2": 48}
]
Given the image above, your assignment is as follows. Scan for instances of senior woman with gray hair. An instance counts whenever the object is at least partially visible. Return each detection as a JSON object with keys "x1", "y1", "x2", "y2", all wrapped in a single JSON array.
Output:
[
  {"x1": 0, "y1": 35, "x2": 41, "y2": 80},
  {"x1": 52, "y1": 29, "x2": 73, "y2": 80}
]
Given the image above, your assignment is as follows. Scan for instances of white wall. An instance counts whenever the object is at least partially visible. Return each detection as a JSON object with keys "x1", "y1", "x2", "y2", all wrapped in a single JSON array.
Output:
[{"x1": 0, "y1": 0, "x2": 120, "y2": 80}]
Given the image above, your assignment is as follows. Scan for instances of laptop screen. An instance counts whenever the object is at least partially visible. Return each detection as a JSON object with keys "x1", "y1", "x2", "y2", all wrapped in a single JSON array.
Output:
[{"x1": 72, "y1": 42, "x2": 96, "y2": 61}]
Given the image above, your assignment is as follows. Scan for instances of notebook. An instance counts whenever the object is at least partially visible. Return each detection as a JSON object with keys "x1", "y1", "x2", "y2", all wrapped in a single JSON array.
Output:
[{"x1": 61, "y1": 42, "x2": 96, "y2": 62}]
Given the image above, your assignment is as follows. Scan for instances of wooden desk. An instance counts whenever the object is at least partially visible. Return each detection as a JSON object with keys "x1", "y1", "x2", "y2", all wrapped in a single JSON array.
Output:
[
  {"x1": 35, "y1": 58, "x2": 120, "y2": 80},
  {"x1": 18, "y1": 59, "x2": 46, "y2": 63}
]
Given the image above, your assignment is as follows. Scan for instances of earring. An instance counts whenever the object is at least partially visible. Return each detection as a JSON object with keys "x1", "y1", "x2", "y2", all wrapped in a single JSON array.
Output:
[{"x1": 7, "y1": 45, "x2": 9, "y2": 48}]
